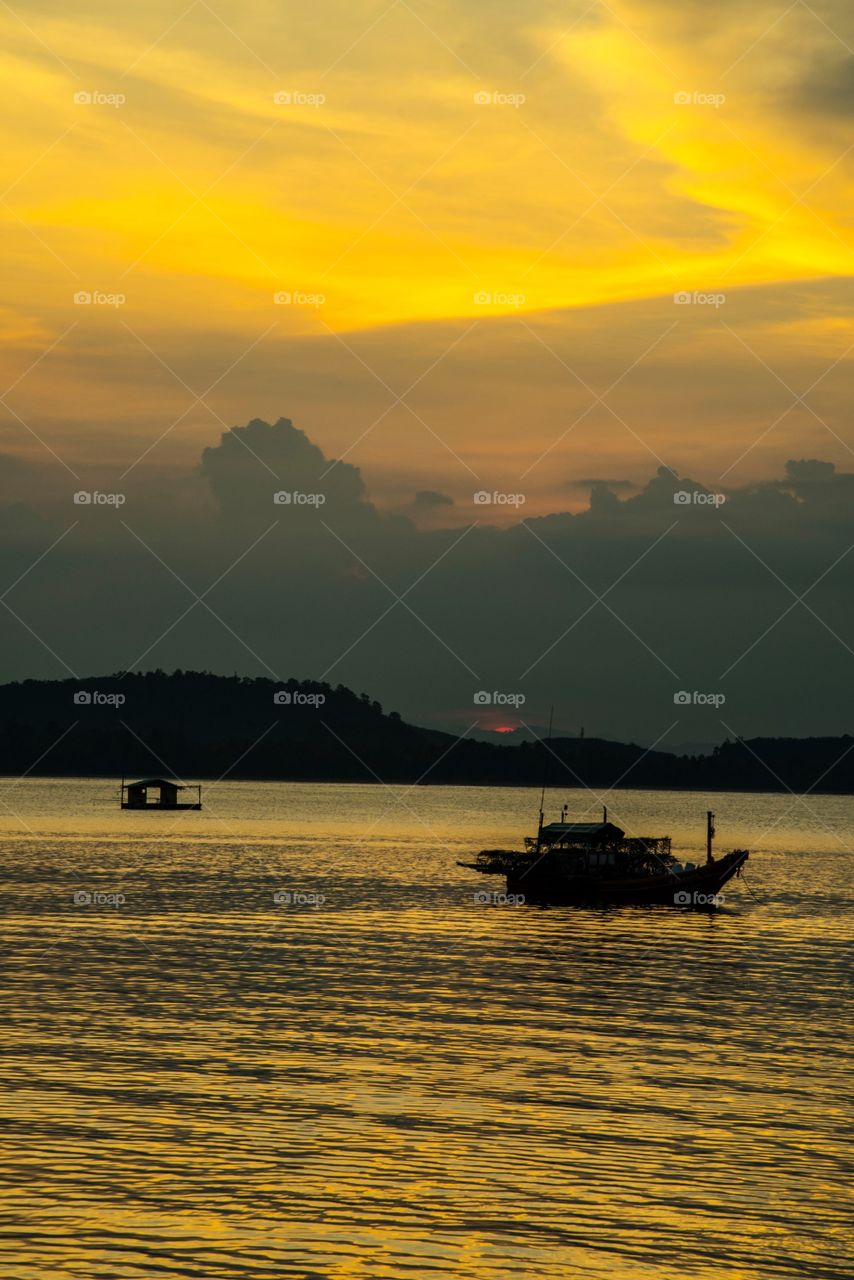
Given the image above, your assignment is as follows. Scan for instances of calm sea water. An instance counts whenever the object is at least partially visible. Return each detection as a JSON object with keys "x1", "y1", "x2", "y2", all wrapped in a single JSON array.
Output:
[{"x1": 0, "y1": 778, "x2": 851, "y2": 1280}]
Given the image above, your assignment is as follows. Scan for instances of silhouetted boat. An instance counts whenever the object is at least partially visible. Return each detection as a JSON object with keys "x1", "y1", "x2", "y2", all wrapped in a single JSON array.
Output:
[
  {"x1": 459, "y1": 808, "x2": 748, "y2": 907},
  {"x1": 120, "y1": 777, "x2": 202, "y2": 810}
]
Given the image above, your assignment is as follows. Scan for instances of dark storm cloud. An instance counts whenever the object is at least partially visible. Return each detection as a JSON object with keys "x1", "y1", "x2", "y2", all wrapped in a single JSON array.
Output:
[{"x1": 2, "y1": 419, "x2": 854, "y2": 744}]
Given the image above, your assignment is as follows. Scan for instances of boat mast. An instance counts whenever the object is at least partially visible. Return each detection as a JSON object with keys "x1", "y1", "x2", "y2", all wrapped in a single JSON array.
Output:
[
  {"x1": 537, "y1": 705, "x2": 554, "y2": 851},
  {"x1": 706, "y1": 810, "x2": 715, "y2": 863}
]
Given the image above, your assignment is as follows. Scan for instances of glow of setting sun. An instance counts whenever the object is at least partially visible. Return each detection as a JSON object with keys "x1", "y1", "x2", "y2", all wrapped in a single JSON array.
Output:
[
  {"x1": 1, "y1": 1, "x2": 852, "y2": 339},
  {"x1": 1, "y1": 1, "x2": 852, "y2": 500}
]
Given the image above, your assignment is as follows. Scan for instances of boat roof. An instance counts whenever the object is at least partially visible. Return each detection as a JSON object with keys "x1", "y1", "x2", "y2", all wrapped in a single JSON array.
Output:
[{"x1": 541, "y1": 822, "x2": 618, "y2": 834}]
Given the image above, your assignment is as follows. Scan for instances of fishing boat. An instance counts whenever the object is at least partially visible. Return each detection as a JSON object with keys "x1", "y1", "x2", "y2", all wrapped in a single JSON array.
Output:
[{"x1": 459, "y1": 807, "x2": 748, "y2": 908}]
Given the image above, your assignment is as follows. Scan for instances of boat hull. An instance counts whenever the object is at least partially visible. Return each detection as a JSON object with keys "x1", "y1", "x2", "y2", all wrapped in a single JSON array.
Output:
[{"x1": 505, "y1": 848, "x2": 749, "y2": 907}]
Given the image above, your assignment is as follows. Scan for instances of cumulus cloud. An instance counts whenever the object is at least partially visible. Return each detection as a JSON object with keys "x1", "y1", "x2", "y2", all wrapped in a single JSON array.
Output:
[
  {"x1": 200, "y1": 417, "x2": 376, "y2": 519},
  {"x1": 413, "y1": 490, "x2": 454, "y2": 509},
  {"x1": 785, "y1": 459, "x2": 838, "y2": 483}
]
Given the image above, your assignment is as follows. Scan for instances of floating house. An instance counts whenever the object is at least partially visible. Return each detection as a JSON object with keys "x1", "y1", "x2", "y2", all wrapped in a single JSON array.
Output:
[{"x1": 120, "y1": 777, "x2": 202, "y2": 810}]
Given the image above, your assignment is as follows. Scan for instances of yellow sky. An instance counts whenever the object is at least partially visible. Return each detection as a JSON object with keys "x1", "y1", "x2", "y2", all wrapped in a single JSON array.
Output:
[{"x1": 1, "y1": 0, "x2": 853, "y2": 497}]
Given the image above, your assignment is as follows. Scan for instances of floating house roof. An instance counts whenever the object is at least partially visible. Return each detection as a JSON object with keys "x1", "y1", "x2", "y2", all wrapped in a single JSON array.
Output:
[{"x1": 129, "y1": 777, "x2": 188, "y2": 789}]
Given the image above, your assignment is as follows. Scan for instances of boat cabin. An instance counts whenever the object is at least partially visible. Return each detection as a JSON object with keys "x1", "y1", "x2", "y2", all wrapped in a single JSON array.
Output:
[
  {"x1": 537, "y1": 820, "x2": 625, "y2": 847},
  {"x1": 121, "y1": 777, "x2": 202, "y2": 810}
]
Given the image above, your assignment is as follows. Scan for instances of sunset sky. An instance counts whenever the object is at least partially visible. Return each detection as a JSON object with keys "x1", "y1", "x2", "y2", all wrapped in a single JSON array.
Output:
[{"x1": 2, "y1": 0, "x2": 852, "y2": 510}]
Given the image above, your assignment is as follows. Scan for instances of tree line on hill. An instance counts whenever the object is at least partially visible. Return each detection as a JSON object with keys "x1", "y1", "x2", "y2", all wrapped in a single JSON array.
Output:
[{"x1": 0, "y1": 671, "x2": 851, "y2": 794}]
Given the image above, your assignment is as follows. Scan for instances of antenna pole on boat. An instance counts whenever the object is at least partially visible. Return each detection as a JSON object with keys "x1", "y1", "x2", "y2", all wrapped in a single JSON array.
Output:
[
  {"x1": 537, "y1": 705, "x2": 554, "y2": 850},
  {"x1": 706, "y1": 810, "x2": 715, "y2": 864}
]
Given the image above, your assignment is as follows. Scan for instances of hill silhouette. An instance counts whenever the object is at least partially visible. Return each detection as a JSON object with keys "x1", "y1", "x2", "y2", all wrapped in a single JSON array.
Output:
[{"x1": 0, "y1": 670, "x2": 852, "y2": 793}]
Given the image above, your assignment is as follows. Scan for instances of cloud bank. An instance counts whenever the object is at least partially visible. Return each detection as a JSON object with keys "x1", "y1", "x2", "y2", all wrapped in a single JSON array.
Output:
[{"x1": 2, "y1": 417, "x2": 853, "y2": 745}]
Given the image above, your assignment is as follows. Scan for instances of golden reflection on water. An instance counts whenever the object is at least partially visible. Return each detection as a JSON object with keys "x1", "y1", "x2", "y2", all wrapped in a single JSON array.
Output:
[{"x1": 0, "y1": 780, "x2": 851, "y2": 1279}]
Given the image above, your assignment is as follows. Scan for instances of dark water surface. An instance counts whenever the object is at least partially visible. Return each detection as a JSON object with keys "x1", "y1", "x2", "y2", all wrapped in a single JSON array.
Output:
[{"x1": 0, "y1": 779, "x2": 851, "y2": 1279}]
